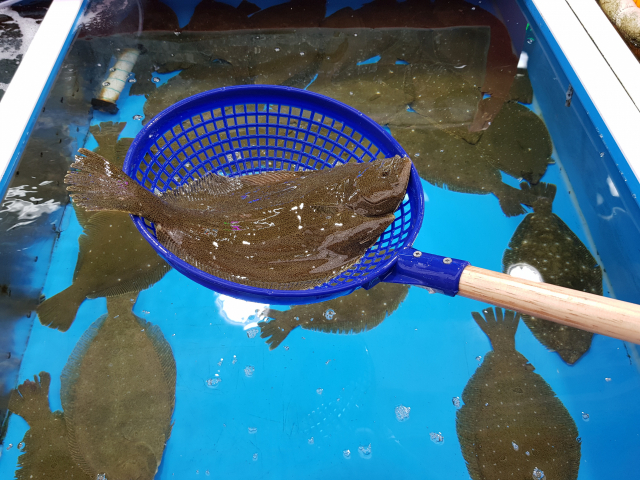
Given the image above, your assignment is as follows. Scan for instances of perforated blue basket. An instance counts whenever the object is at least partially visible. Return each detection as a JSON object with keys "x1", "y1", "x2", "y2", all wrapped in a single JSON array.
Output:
[{"x1": 123, "y1": 85, "x2": 425, "y2": 304}]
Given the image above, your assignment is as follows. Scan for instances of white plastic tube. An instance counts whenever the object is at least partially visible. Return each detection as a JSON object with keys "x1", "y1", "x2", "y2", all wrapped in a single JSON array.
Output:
[{"x1": 91, "y1": 48, "x2": 141, "y2": 113}]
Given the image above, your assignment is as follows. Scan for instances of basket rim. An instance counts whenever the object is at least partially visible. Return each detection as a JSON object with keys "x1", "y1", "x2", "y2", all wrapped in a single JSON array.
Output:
[{"x1": 123, "y1": 85, "x2": 424, "y2": 304}]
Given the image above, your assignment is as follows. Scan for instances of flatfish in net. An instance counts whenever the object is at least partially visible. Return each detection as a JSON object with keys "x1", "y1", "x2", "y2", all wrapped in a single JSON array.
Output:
[
  {"x1": 65, "y1": 151, "x2": 411, "y2": 290},
  {"x1": 390, "y1": 125, "x2": 528, "y2": 216},
  {"x1": 260, "y1": 282, "x2": 409, "y2": 349},
  {"x1": 8, "y1": 372, "x2": 90, "y2": 480},
  {"x1": 61, "y1": 295, "x2": 176, "y2": 480},
  {"x1": 478, "y1": 102, "x2": 553, "y2": 185},
  {"x1": 503, "y1": 186, "x2": 601, "y2": 364},
  {"x1": 457, "y1": 307, "x2": 581, "y2": 480}
]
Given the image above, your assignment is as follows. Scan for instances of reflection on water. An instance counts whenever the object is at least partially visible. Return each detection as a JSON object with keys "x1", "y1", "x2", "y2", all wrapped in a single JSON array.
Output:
[{"x1": 0, "y1": 1, "x2": 638, "y2": 479}]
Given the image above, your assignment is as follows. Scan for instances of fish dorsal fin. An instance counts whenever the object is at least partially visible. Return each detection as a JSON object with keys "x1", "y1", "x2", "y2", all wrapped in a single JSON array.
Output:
[
  {"x1": 162, "y1": 171, "x2": 247, "y2": 207},
  {"x1": 60, "y1": 313, "x2": 108, "y2": 476},
  {"x1": 238, "y1": 170, "x2": 304, "y2": 186}
]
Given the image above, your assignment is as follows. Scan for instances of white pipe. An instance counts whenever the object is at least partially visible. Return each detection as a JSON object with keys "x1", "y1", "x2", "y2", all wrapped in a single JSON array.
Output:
[
  {"x1": 0, "y1": 0, "x2": 86, "y2": 199},
  {"x1": 92, "y1": 48, "x2": 141, "y2": 113}
]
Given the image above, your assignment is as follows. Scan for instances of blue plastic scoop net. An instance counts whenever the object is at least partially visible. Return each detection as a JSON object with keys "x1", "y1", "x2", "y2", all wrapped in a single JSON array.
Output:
[
  {"x1": 122, "y1": 86, "x2": 640, "y2": 345},
  {"x1": 124, "y1": 85, "x2": 465, "y2": 304}
]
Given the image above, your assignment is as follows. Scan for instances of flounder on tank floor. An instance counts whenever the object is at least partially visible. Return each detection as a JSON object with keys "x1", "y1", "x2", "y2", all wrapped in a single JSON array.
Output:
[
  {"x1": 390, "y1": 125, "x2": 538, "y2": 217},
  {"x1": 260, "y1": 282, "x2": 409, "y2": 349},
  {"x1": 456, "y1": 308, "x2": 581, "y2": 480},
  {"x1": 36, "y1": 211, "x2": 171, "y2": 332},
  {"x1": 60, "y1": 294, "x2": 176, "y2": 480},
  {"x1": 478, "y1": 101, "x2": 553, "y2": 185},
  {"x1": 503, "y1": 185, "x2": 601, "y2": 364},
  {"x1": 65, "y1": 151, "x2": 411, "y2": 290},
  {"x1": 7, "y1": 372, "x2": 90, "y2": 480}
]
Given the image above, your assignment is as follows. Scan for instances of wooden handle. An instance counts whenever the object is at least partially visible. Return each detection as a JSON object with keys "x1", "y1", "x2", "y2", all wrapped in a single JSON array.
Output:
[{"x1": 458, "y1": 265, "x2": 640, "y2": 344}]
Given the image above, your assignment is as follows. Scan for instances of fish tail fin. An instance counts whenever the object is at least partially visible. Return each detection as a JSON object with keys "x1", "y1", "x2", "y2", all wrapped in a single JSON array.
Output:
[
  {"x1": 471, "y1": 307, "x2": 520, "y2": 351},
  {"x1": 36, "y1": 286, "x2": 86, "y2": 332},
  {"x1": 8, "y1": 372, "x2": 52, "y2": 426},
  {"x1": 259, "y1": 311, "x2": 297, "y2": 350},
  {"x1": 520, "y1": 181, "x2": 557, "y2": 212},
  {"x1": 65, "y1": 149, "x2": 162, "y2": 218},
  {"x1": 494, "y1": 186, "x2": 526, "y2": 217}
]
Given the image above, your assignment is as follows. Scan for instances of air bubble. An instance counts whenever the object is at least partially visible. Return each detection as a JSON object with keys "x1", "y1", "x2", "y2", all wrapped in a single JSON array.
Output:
[
  {"x1": 133, "y1": 115, "x2": 143, "y2": 120},
  {"x1": 395, "y1": 405, "x2": 410, "y2": 422},
  {"x1": 128, "y1": 77, "x2": 136, "y2": 83},
  {"x1": 475, "y1": 355, "x2": 482, "y2": 361},
  {"x1": 452, "y1": 397, "x2": 461, "y2": 409},
  {"x1": 308, "y1": 437, "x2": 314, "y2": 445},
  {"x1": 205, "y1": 377, "x2": 221, "y2": 388},
  {"x1": 324, "y1": 308, "x2": 336, "y2": 320},
  {"x1": 6, "y1": 443, "x2": 12, "y2": 450},
  {"x1": 252, "y1": 453, "x2": 258, "y2": 461},
  {"x1": 532, "y1": 467, "x2": 545, "y2": 479},
  {"x1": 17, "y1": 442, "x2": 24, "y2": 450},
  {"x1": 246, "y1": 327, "x2": 259, "y2": 338},
  {"x1": 232, "y1": 355, "x2": 237, "y2": 364},
  {"x1": 316, "y1": 388, "x2": 323, "y2": 395},
  {"x1": 429, "y1": 432, "x2": 444, "y2": 445},
  {"x1": 206, "y1": 471, "x2": 210, "y2": 476},
  {"x1": 512, "y1": 441, "x2": 519, "y2": 451},
  {"x1": 109, "y1": 67, "x2": 116, "y2": 72},
  {"x1": 527, "y1": 38, "x2": 534, "y2": 44},
  {"x1": 358, "y1": 443, "x2": 372, "y2": 459},
  {"x1": 217, "y1": 358, "x2": 223, "y2": 366},
  {"x1": 343, "y1": 449, "x2": 351, "y2": 459},
  {"x1": 244, "y1": 365, "x2": 255, "y2": 377},
  {"x1": 582, "y1": 412, "x2": 590, "y2": 422},
  {"x1": 102, "y1": 81, "x2": 110, "y2": 87},
  {"x1": 248, "y1": 427, "x2": 257, "y2": 434},
  {"x1": 600, "y1": 152, "x2": 605, "y2": 158},
  {"x1": 97, "y1": 474, "x2": 107, "y2": 480},
  {"x1": 605, "y1": 377, "x2": 612, "y2": 382},
  {"x1": 284, "y1": 346, "x2": 290, "y2": 350},
  {"x1": 526, "y1": 451, "x2": 530, "y2": 456},
  {"x1": 152, "y1": 77, "x2": 160, "y2": 83}
]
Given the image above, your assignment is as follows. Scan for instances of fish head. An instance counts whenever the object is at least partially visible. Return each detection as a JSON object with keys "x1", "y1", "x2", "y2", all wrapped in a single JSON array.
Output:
[{"x1": 348, "y1": 155, "x2": 412, "y2": 216}]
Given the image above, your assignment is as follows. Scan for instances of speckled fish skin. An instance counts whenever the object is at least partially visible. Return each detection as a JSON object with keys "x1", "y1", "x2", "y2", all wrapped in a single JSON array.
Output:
[
  {"x1": 36, "y1": 212, "x2": 171, "y2": 332},
  {"x1": 390, "y1": 125, "x2": 527, "y2": 217},
  {"x1": 260, "y1": 282, "x2": 409, "y2": 349},
  {"x1": 65, "y1": 150, "x2": 411, "y2": 290},
  {"x1": 61, "y1": 295, "x2": 176, "y2": 480},
  {"x1": 8, "y1": 372, "x2": 91, "y2": 480},
  {"x1": 503, "y1": 193, "x2": 600, "y2": 364},
  {"x1": 457, "y1": 308, "x2": 581, "y2": 480}
]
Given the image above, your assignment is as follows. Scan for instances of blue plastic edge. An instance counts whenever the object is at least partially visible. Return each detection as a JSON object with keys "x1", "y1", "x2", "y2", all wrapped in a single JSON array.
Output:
[
  {"x1": 0, "y1": 0, "x2": 90, "y2": 201},
  {"x1": 519, "y1": 0, "x2": 640, "y2": 209},
  {"x1": 124, "y1": 85, "x2": 426, "y2": 305}
]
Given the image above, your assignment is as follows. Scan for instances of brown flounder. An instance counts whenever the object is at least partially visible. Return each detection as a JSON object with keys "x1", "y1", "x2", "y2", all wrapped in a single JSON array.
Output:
[
  {"x1": 65, "y1": 151, "x2": 411, "y2": 290},
  {"x1": 61, "y1": 294, "x2": 176, "y2": 480},
  {"x1": 260, "y1": 282, "x2": 409, "y2": 349},
  {"x1": 478, "y1": 102, "x2": 553, "y2": 185},
  {"x1": 390, "y1": 125, "x2": 527, "y2": 216},
  {"x1": 8, "y1": 372, "x2": 90, "y2": 480},
  {"x1": 457, "y1": 308, "x2": 581, "y2": 480},
  {"x1": 503, "y1": 188, "x2": 601, "y2": 364}
]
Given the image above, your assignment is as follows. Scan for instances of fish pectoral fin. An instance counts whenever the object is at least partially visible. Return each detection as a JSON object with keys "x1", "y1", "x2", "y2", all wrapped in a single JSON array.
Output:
[
  {"x1": 239, "y1": 170, "x2": 305, "y2": 186},
  {"x1": 8, "y1": 372, "x2": 54, "y2": 424}
]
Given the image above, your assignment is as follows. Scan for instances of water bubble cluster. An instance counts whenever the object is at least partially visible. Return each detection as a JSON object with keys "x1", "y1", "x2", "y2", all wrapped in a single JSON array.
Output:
[
  {"x1": 6, "y1": 443, "x2": 12, "y2": 450},
  {"x1": 512, "y1": 441, "x2": 519, "y2": 451},
  {"x1": 532, "y1": 467, "x2": 545, "y2": 479},
  {"x1": 248, "y1": 427, "x2": 257, "y2": 434},
  {"x1": 429, "y1": 432, "x2": 444, "y2": 445},
  {"x1": 152, "y1": 76, "x2": 160, "y2": 83},
  {"x1": 343, "y1": 449, "x2": 351, "y2": 459},
  {"x1": 244, "y1": 365, "x2": 255, "y2": 377},
  {"x1": 308, "y1": 437, "x2": 314, "y2": 445},
  {"x1": 232, "y1": 355, "x2": 237, "y2": 364},
  {"x1": 324, "y1": 309, "x2": 336, "y2": 320},
  {"x1": 246, "y1": 327, "x2": 259, "y2": 339},
  {"x1": 252, "y1": 453, "x2": 258, "y2": 461},
  {"x1": 358, "y1": 443, "x2": 372, "y2": 459},
  {"x1": 133, "y1": 115, "x2": 142, "y2": 120},
  {"x1": 97, "y1": 474, "x2": 107, "y2": 480},
  {"x1": 102, "y1": 81, "x2": 110, "y2": 87},
  {"x1": 205, "y1": 377, "x2": 221, "y2": 388},
  {"x1": 452, "y1": 397, "x2": 461, "y2": 409},
  {"x1": 395, "y1": 404, "x2": 411, "y2": 422},
  {"x1": 475, "y1": 355, "x2": 482, "y2": 361},
  {"x1": 128, "y1": 77, "x2": 136, "y2": 83},
  {"x1": 316, "y1": 388, "x2": 323, "y2": 395},
  {"x1": 581, "y1": 412, "x2": 590, "y2": 422}
]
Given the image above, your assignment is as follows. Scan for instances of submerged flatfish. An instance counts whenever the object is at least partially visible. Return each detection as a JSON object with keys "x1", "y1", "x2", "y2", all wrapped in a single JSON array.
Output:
[
  {"x1": 37, "y1": 211, "x2": 171, "y2": 332},
  {"x1": 390, "y1": 125, "x2": 527, "y2": 217},
  {"x1": 477, "y1": 102, "x2": 553, "y2": 185},
  {"x1": 61, "y1": 294, "x2": 176, "y2": 480},
  {"x1": 8, "y1": 372, "x2": 90, "y2": 480},
  {"x1": 260, "y1": 282, "x2": 409, "y2": 349},
  {"x1": 457, "y1": 308, "x2": 581, "y2": 480},
  {"x1": 65, "y1": 151, "x2": 411, "y2": 290},
  {"x1": 503, "y1": 188, "x2": 601, "y2": 364}
]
